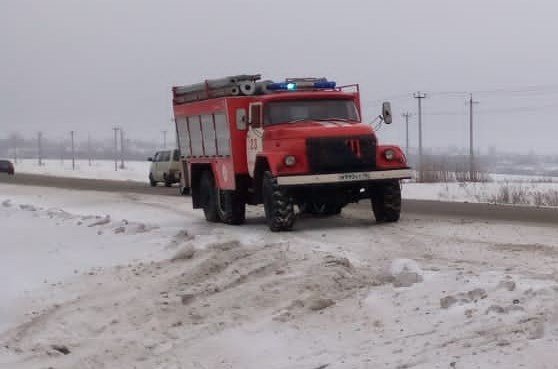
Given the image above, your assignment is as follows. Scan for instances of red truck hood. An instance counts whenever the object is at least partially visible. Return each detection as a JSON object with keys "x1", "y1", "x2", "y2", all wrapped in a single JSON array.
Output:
[{"x1": 263, "y1": 121, "x2": 374, "y2": 140}]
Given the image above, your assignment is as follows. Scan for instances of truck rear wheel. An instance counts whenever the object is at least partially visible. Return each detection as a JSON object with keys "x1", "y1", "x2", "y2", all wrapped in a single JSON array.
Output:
[
  {"x1": 217, "y1": 190, "x2": 246, "y2": 225},
  {"x1": 200, "y1": 171, "x2": 220, "y2": 222},
  {"x1": 262, "y1": 171, "x2": 295, "y2": 232},
  {"x1": 371, "y1": 180, "x2": 401, "y2": 223}
]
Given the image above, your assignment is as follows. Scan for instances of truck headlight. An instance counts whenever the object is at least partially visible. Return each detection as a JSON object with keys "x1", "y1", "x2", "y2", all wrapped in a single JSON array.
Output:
[
  {"x1": 384, "y1": 149, "x2": 395, "y2": 161},
  {"x1": 284, "y1": 155, "x2": 296, "y2": 167}
]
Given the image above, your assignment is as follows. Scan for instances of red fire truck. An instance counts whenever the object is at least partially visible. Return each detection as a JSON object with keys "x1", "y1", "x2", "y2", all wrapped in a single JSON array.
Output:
[{"x1": 172, "y1": 75, "x2": 411, "y2": 231}]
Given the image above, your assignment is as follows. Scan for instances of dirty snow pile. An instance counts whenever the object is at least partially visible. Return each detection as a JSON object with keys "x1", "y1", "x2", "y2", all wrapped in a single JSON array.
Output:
[{"x1": 1, "y1": 184, "x2": 558, "y2": 368}]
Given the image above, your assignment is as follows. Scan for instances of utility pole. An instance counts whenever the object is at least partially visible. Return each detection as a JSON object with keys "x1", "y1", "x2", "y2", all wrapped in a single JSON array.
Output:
[
  {"x1": 413, "y1": 92, "x2": 427, "y2": 182},
  {"x1": 70, "y1": 130, "x2": 76, "y2": 170},
  {"x1": 113, "y1": 127, "x2": 119, "y2": 171},
  {"x1": 87, "y1": 134, "x2": 92, "y2": 166},
  {"x1": 12, "y1": 135, "x2": 18, "y2": 164},
  {"x1": 468, "y1": 94, "x2": 479, "y2": 181},
  {"x1": 161, "y1": 130, "x2": 167, "y2": 149},
  {"x1": 401, "y1": 112, "x2": 413, "y2": 157},
  {"x1": 60, "y1": 139, "x2": 64, "y2": 165},
  {"x1": 119, "y1": 128, "x2": 125, "y2": 169},
  {"x1": 38, "y1": 132, "x2": 43, "y2": 166}
]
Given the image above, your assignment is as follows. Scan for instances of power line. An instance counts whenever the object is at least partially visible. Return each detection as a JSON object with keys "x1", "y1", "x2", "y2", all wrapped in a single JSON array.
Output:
[
  {"x1": 366, "y1": 83, "x2": 558, "y2": 104},
  {"x1": 364, "y1": 93, "x2": 414, "y2": 104},
  {"x1": 423, "y1": 102, "x2": 558, "y2": 116},
  {"x1": 471, "y1": 84, "x2": 558, "y2": 96}
]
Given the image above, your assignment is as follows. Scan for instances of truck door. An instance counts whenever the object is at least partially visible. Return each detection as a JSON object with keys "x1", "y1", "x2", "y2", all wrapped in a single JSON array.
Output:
[{"x1": 247, "y1": 102, "x2": 263, "y2": 177}]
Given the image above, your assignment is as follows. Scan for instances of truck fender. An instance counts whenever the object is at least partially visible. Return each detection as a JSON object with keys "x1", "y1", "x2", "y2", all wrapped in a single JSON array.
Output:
[
  {"x1": 376, "y1": 145, "x2": 408, "y2": 169},
  {"x1": 255, "y1": 152, "x2": 287, "y2": 177}
]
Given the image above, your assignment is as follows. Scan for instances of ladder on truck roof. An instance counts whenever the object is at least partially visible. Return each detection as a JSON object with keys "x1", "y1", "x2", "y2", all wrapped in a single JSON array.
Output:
[
  {"x1": 173, "y1": 74, "x2": 265, "y2": 104},
  {"x1": 172, "y1": 75, "x2": 342, "y2": 104}
]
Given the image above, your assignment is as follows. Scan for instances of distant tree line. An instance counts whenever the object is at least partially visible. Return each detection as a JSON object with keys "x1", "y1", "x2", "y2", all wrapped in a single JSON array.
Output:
[
  {"x1": 2, "y1": 134, "x2": 557, "y2": 177},
  {"x1": 0, "y1": 134, "x2": 160, "y2": 162},
  {"x1": 405, "y1": 150, "x2": 558, "y2": 178}
]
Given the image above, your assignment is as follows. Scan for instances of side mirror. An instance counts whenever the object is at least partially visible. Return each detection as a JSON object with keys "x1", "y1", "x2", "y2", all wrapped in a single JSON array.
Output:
[
  {"x1": 147, "y1": 157, "x2": 153, "y2": 161},
  {"x1": 382, "y1": 102, "x2": 392, "y2": 124}
]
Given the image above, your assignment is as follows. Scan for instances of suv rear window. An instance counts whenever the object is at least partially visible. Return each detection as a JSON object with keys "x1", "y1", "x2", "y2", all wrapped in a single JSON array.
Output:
[
  {"x1": 159, "y1": 151, "x2": 170, "y2": 162},
  {"x1": 0, "y1": 160, "x2": 11, "y2": 169}
]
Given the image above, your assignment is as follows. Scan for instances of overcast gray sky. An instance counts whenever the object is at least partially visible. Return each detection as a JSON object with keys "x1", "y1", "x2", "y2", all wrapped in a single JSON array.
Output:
[{"x1": 2, "y1": 0, "x2": 558, "y2": 153}]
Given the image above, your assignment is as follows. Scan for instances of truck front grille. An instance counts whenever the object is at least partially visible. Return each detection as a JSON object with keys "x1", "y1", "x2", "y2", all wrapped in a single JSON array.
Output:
[{"x1": 306, "y1": 135, "x2": 376, "y2": 174}]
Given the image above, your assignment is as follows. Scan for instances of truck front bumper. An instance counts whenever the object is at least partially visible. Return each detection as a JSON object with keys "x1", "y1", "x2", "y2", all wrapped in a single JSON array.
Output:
[{"x1": 276, "y1": 169, "x2": 412, "y2": 186}]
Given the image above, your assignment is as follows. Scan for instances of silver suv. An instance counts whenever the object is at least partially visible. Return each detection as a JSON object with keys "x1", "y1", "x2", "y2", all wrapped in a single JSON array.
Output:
[{"x1": 148, "y1": 149, "x2": 181, "y2": 187}]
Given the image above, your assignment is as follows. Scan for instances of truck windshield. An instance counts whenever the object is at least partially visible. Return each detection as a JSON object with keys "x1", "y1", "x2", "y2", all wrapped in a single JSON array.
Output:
[{"x1": 264, "y1": 99, "x2": 359, "y2": 126}]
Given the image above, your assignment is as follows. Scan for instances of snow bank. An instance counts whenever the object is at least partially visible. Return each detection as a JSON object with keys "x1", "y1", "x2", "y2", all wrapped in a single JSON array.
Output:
[
  {"x1": 12, "y1": 159, "x2": 150, "y2": 183},
  {"x1": 2, "y1": 184, "x2": 558, "y2": 368}
]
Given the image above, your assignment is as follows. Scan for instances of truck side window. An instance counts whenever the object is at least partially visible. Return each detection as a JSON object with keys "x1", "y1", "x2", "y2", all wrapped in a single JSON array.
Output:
[
  {"x1": 201, "y1": 114, "x2": 217, "y2": 156},
  {"x1": 215, "y1": 113, "x2": 231, "y2": 155},
  {"x1": 249, "y1": 103, "x2": 262, "y2": 128},
  {"x1": 176, "y1": 116, "x2": 191, "y2": 157},
  {"x1": 188, "y1": 116, "x2": 203, "y2": 156},
  {"x1": 236, "y1": 108, "x2": 247, "y2": 130}
]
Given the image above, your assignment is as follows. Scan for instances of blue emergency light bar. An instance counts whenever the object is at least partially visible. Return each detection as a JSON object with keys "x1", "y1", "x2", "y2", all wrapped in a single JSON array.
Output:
[{"x1": 266, "y1": 80, "x2": 336, "y2": 91}]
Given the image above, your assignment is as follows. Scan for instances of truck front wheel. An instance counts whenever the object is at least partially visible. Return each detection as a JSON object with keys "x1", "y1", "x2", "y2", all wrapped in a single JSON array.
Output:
[
  {"x1": 262, "y1": 171, "x2": 295, "y2": 232},
  {"x1": 200, "y1": 171, "x2": 220, "y2": 222},
  {"x1": 370, "y1": 180, "x2": 401, "y2": 223}
]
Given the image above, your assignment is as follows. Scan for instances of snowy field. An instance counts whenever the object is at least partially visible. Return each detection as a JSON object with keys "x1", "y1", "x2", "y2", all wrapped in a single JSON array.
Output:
[
  {"x1": 12, "y1": 159, "x2": 150, "y2": 183},
  {"x1": 1, "y1": 183, "x2": 558, "y2": 368},
  {"x1": 11, "y1": 159, "x2": 558, "y2": 206}
]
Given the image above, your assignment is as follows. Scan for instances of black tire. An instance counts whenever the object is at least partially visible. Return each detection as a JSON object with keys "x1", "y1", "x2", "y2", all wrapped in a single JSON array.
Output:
[
  {"x1": 149, "y1": 173, "x2": 157, "y2": 187},
  {"x1": 262, "y1": 171, "x2": 295, "y2": 232},
  {"x1": 371, "y1": 180, "x2": 401, "y2": 223},
  {"x1": 217, "y1": 189, "x2": 246, "y2": 225},
  {"x1": 200, "y1": 171, "x2": 220, "y2": 223},
  {"x1": 164, "y1": 173, "x2": 172, "y2": 187},
  {"x1": 302, "y1": 201, "x2": 343, "y2": 216},
  {"x1": 179, "y1": 186, "x2": 190, "y2": 196}
]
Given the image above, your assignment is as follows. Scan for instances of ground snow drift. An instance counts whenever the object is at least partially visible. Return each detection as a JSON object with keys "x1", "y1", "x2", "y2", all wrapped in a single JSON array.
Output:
[{"x1": 2, "y1": 184, "x2": 558, "y2": 368}]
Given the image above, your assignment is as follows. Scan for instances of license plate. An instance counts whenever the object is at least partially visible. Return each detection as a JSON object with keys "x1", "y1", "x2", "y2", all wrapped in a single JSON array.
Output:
[{"x1": 338, "y1": 172, "x2": 371, "y2": 181}]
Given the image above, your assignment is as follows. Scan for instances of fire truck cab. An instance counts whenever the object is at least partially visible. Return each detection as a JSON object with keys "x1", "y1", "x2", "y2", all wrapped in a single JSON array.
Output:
[{"x1": 172, "y1": 75, "x2": 411, "y2": 231}]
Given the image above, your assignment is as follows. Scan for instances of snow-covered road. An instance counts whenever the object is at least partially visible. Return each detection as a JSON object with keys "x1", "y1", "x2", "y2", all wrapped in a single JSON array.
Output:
[{"x1": 1, "y1": 183, "x2": 558, "y2": 368}]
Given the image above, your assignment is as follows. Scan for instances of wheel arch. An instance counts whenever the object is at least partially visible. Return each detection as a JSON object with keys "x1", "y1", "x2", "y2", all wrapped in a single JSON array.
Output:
[
  {"x1": 190, "y1": 163, "x2": 213, "y2": 209},
  {"x1": 253, "y1": 156, "x2": 270, "y2": 204}
]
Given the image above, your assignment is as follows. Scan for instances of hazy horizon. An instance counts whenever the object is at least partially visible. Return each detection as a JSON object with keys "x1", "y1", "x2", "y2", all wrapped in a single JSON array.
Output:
[{"x1": 2, "y1": 0, "x2": 558, "y2": 153}]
